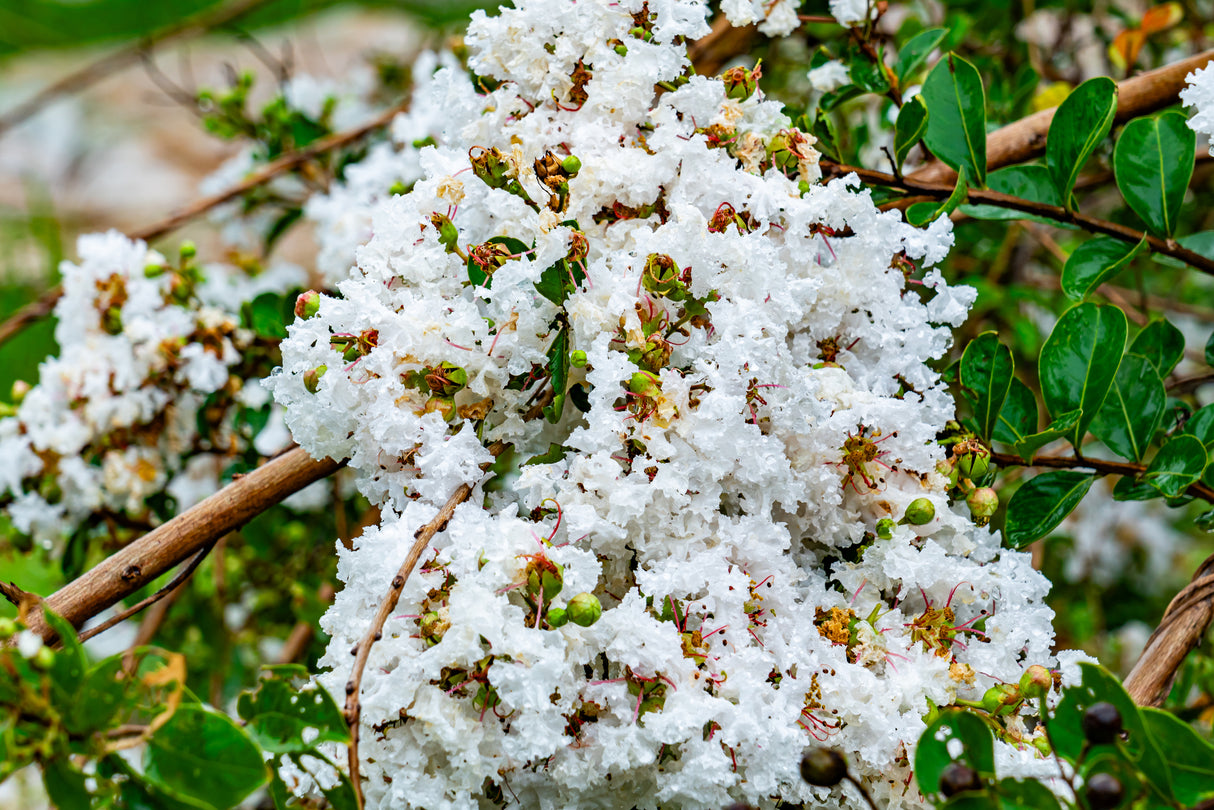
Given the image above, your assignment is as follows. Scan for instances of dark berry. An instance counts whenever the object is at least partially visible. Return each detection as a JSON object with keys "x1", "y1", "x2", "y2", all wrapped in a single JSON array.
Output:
[
  {"x1": 1082, "y1": 702, "x2": 1123, "y2": 745},
  {"x1": 939, "y1": 762, "x2": 982, "y2": 796},
  {"x1": 800, "y1": 748, "x2": 847, "y2": 786},
  {"x1": 1084, "y1": 773, "x2": 1124, "y2": 810}
]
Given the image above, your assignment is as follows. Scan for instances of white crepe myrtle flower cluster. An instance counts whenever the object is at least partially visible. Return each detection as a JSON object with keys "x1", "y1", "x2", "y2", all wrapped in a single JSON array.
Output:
[
  {"x1": 0, "y1": 231, "x2": 303, "y2": 546},
  {"x1": 1181, "y1": 60, "x2": 1214, "y2": 154},
  {"x1": 268, "y1": 0, "x2": 1066, "y2": 806}
]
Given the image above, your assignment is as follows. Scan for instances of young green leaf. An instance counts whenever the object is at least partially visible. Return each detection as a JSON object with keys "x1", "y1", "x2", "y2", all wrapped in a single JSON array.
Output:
[
  {"x1": 1089, "y1": 354, "x2": 1165, "y2": 461},
  {"x1": 1143, "y1": 434, "x2": 1206, "y2": 498},
  {"x1": 992, "y1": 377, "x2": 1038, "y2": 446},
  {"x1": 1005, "y1": 470, "x2": 1095, "y2": 548},
  {"x1": 921, "y1": 53, "x2": 987, "y2": 186},
  {"x1": 895, "y1": 27, "x2": 948, "y2": 84},
  {"x1": 907, "y1": 167, "x2": 968, "y2": 226},
  {"x1": 1012, "y1": 409, "x2": 1081, "y2": 463},
  {"x1": 1113, "y1": 111, "x2": 1196, "y2": 238},
  {"x1": 1130, "y1": 318, "x2": 1186, "y2": 377},
  {"x1": 914, "y1": 710, "x2": 996, "y2": 796},
  {"x1": 1039, "y1": 303, "x2": 1127, "y2": 449},
  {"x1": 959, "y1": 332, "x2": 1014, "y2": 440},
  {"x1": 1046, "y1": 77, "x2": 1117, "y2": 207},
  {"x1": 1060, "y1": 237, "x2": 1147, "y2": 301},
  {"x1": 893, "y1": 95, "x2": 928, "y2": 169},
  {"x1": 144, "y1": 705, "x2": 269, "y2": 810}
]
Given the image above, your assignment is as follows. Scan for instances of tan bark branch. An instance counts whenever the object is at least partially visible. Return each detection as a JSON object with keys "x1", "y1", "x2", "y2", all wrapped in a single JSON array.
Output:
[
  {"x1": 910, "y1": 49, "x2": 1214, "y2": 184},
  {"x1": 0, "y1": 94, "x2": 411, "y2": 349},
  {"x1": 25, "y1": 446, "x2": 343, "y2": 643},
  {"x1": 1124, "y1": 553, "x2": 1214, "y2": 707},
  {"x1": 988, "y1": 451, "x2": 1214, "y2": 504},
  {"x1": 822, "y1": 160, "x2": 1214, "y2": 277},
  {"x1": 688, "y1": 14, "x2": 761, "y2": 77},
  {"x1": 0, "y1": 0, "x2": 275, "y2": 140}
]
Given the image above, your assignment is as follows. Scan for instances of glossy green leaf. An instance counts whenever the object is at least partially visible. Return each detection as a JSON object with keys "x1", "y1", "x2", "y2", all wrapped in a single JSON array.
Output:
[
  {"x1": 1113, "y1": 111, "x2": 1196, "y2": 237},
  {"x1": 144, "y1": 705, "x2": 268, "y2": 810},
  {"x1": 1039, "y1": 303, "x2": 1127, "y2": 449},
  {"x1": 1130, "y1": 318, "x2": 1186, "y2": 377},
  {"x1": 994, "y1": 778, "x2": 1064, "y2": 810},
  {"x1": 1004, "y1": 470, "x2": 1095, "y2": 548},
  {"x1": 1140, "y1": 706, "x2": 1214, "y2": 804},
  {"x1": 101, "y1": 754, "x2": 211, "y2": 810},
  {"x1": 534, "y1": 257, "x2": 587, "y2": 307},
  {"x1": 1206, "y1": 330, "x2": 1214, "y2": 367},
  {"x1": 543, "y1": 325, "x2": 571, "y2": 423},
  {"x1": 915, "y1": 710, "x2": 996, "y2": 796},
  {"x1": 922, "y1": 53, "x2": 987, "y2": 186},
  {"x1": 237, "y1": 672, "x2": 350, "y2": 755},
  {"x1": 1184, "y1": 403, "x2": 1214, "y2": 448},
  {"x1": 1143, "y1": 434, "x2": 1207, "y2": 498},
  {"x1": 959, "y1": 165, "x2": 1068, "y2": 224},
  {"x1": 1112, "y1": 475, "x2": 1162, "y2": 502},
  {"x1": 43, "y1": 759, "x2": 90, "y2": 810},
  {"x1": 849, "y1": 52, "x2": 890, "y2": 94},
  {"x1": 1090, "y1": 354, "x2": 1164, "y2": 461},
  {"x1": 908, "y1": 167, "x2": 969, "y2": 226},
  {"x1": 1012, "y1": 409, "x2": 1081, "y2": 463},
  {"x1": 1060, "y1": 237, "x2": 1146, "y2": 301},
  {"x1": 245, "y1": 292, "x2": 290, "y2": 340},
  {"x1": 960, "y1": 332, "x2": 1014, "y2": 440},
  {"x1": 894, "y1": 95, "x2": 928, "y2": 169},
  {"x1": 993, "y1": 377, "x2": 1038, "y2": 446},
  {"x1": 1046, "y1": 77, "x2": 1117, "y2": 206},
  {"x1": 895, "y1": 27, "x2": 948, "y2": 84},
  {"x1": 70, "y1": 654, "x2": 137, "y2": 736}
]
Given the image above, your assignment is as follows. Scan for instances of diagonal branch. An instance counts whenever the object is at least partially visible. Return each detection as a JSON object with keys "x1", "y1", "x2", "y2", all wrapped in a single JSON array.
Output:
[
  {"x1": 989, "y1": 450, "x2": 1214, "y2": 504},
  {"x1": 23, "y1": 445, "x2": 343, "y2": 643},
  {"x1": 910, "y1": 49, "x2": 1214, "y2": 184},
  {"x1": 823, "y1": 160, "x2": 1214, "y2": 277},
  {"x1": 0, "y1": 0, "x2": 275, "y2": 140}
]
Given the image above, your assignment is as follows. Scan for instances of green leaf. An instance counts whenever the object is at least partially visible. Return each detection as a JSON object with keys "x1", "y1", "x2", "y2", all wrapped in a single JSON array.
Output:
[
  {"x1": 1206, "y1": 330, "x2": 1214, "y2": 367},
  {"x1": 849, "y1": 51, "x2": 890, "y2": 94},
  {"x1": 101, "y1": 754, "x2": 211, "y2": 810},
  {"x1": 43, "y1": 759, "x2": 91, "y2": 810},
  {"x1": 895, "y1": 27, "x2": 948, "y2": 84},
  {"x1": 1112, "y1": 475, "x2": 1162, "y2": 502},
  {"x1": 1090, "y1": 355, "x2": 1165, "y2": 461},
  {"x1": 907, "y1": 167, "x2": 969, "y2": 226},
  {"x1": 144, "y1": 705, "x2": 268, "y2": 810},
  {"x1": 1184, "y1": 403, "x2": 1214, "y2": 448},
  {"x1": 1060, "y1": 237, "x2": 1147, "y2": 301},
  {"x1": 523, "y1": 442, "x2": 570, "y2": 466},
  {"x1": 1143, "y1": 434, "x2": 1207, "y2": 498},
  {"x1": 1153, "y1": 230, "x2": 1214, "y2": 269},
  {"x1": 1113, "y1": 111, "x2": 1196, "y2": 238},
  {"x1": 1140, "y1": 706, "x2": 1214, "y2": 803},
  {"x1": 70, "y1": 654, "x2": 138, "y2": 735},
  {"x1": 245, "y1": 292, "x2": 290, "y2": 340},
  {"x1": 1046, "y1": 77, "x2": 1117, "y2": 207},
  {"x1": 959, "y1": 165, "x2": 1068, "y2": 224},
  {"x1": 1130, "y1": 318, "x2": 1186, "y2": 377},
  {"x1": 993, "y1": 377, "x2": 1038, "y2": 446},
  {"x1": 542, "y1": 325, "x2": 571, "y2": 423},
  {"x1": 534, "y1": 258, "x2": 586, "y2": 307},
  {"x1": 1004, "y1": 470, "x2": 1095, "y2": 548},
  {"x1": 960, "y1": 332, "x2": 1014, "y2": 440},
  {"x1": 237, "y1": 672, "x2": 350, "y2": 755},
  {"x1": 921, "y1": 53, "x2": 987, "y2": 186},
  {"x1": 1039, "y1": 302, "x2": 1127, "y2": 449},
  {"x1": 893, "y1": 95, "x2": 928, "y2": 169},
  {"x1": 994, "y1": 778, "x2": 1064, "y2": 810},
  {"x1": 915, "y1": 710, "x2": 996, "y2": 796},
  {"x1": 1012, "y1": 409, "x2": 1081, "y2": 463}
]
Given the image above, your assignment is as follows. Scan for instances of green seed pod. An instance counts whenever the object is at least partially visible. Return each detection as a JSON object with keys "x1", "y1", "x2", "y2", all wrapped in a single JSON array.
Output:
[
  {"x1": 389, "y1": 180, "x2": 409, "y2": 196},
  {"x1": 561, "y1": 155, "x2": 582, "y2": 175},
  {"x1": 629, "y1": 371, "x2": 660, "y2": 397},
  {"x1": 614, "y1": 44, "x2": 628, "y2": 56},
  {"x1": 547, "y1": 607, "x2": 569, "y2": 628},
  {"x1": 295, "y1": 290, "x2": 321, "y2": 320},
  {"x1": 1019, "y1": 665, "x2": 1053, "y2": 700},
  {"x1": 304, "y1": 365, "x2": 327, "y2": 394},
  {"x1": 567, "y1": 593, "x2": 602, "y2": 627},
  {"x1": 570, "y1": 350, "x2": 588, "y2": 368},
  {"x1": 101, "y1": 304, "x2": 124, "y2": 336},
  {"x1": 903, "y1": 498, "x2": 935, "y2": 526},
  {"x1": 799, "y1": 748, "x2": 847, "y2": 787},
  {"x1": 966, "y1": 487, "x2": 999, "y2": 526},
  {"x1": 720, "y1": 62, "x2": 761, "y2": 102},
  {"x1": 641, "y1": 253, "x2": 682, "y2": 298},
  {"x1": 425, "y1": 362, "x2": 468, "y2": 396},
  {"x1": 957, "y1": 447, "x2": 991, "y2": 480},
  {"x1": 981, "y1": 683, "x2": 1020, "y2": 716},
  {"x1": 541, "y1": 563, "x2": 564, "y2": 601}
]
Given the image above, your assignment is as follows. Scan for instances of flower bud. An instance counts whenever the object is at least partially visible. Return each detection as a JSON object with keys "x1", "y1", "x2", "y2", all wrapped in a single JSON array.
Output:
[
  {"x1": 570, "y1": 350, "x2": 588, "y2": 368},
  {"x1": 425, "y1": 395, "x2": 457, "y2": 421},
  {"x1": 957, "y1": 446, "x2": 991, "y2": 480},
  {"x1": 561, "y1": 155, "x2": 582, "y2": 175},
  {"x1": 389, "y1": 180, "x2": 409, "y2": 196},
  {"x1": 720, "y1": 62, "x2": 761, "y2": 101},
  {"x1": 101, "y1": 304, "x2": 123, "y2": 336},
  {"x1": 0, "y1": 618, "x2": 15, "y2": 639},
  {"x1": 875, "y1": 518, "x2": 895, "y2": 539},
  {"x1": 567, "y1": 593, "x2": 602, "y2": 627},
  {"x1": 10, "y1": 380, "x2": 30, "y2": 404},
  {"x1": 32, "y1": 646, "x2": 55, "y2": 670},
  {"x1": 799, "y1": 747, "x2": 846, "y2": 787},
  {"x1": 981, "y1": 683, "x2": 1020, "y2": 716},
  {"x1": 304, "y1": 365, "x2": 327, "y2": 394},
  {"x1": 966, "y1": 487, "x2": 999, "y2": 526},
  {"x1": 179, "y1": 241, "x2": 197, "y2": 261},
  {"x1": 425, "y1": 362, "x2": 468, "y2": 396},
  {"x1": 1018, "y1": 665, "x2": 1052, "y2": 700},
  {"x1": 614, "y1": 44, "x2": 628, "y2": 56},
  {"x1": 641, "y1": 253, "x2": 683, "y2": 298},
  {"x1": 547, "y1": 607, "x2": 569, "y2": 628},
  {"x1": 903, "y1": 498, "x2": 935, "y2": 526},
  {"x1": 629, "y1": 371, "x2": 661, "y2": 397},
  {"x1": 295, "y1": 290, "x2": 321, "y2": 320}
]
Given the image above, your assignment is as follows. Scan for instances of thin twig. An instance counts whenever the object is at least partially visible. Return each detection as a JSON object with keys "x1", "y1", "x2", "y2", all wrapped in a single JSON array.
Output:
[
  {"x1": 0, "y1": 94, "x2": 412, "y2": 349},
  {"x1": 342, "y1": 442, "x2": 507, "y2": 809},
  {"x1": 989, "y1": 451, "x2": 1214, "y2": 504},
  {"x1": 0, "y1": 0, "x2": 276, "y2": 139},
  {"x1": 822, "y1": 160, "x2": 1214, "y2": 277}
]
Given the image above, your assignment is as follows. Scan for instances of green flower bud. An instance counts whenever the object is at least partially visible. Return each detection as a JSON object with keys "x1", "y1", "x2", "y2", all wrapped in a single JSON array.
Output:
[
  {"x1": 11, "y1": 380, "x2": 30, "y2": 404},
  {"x1": 614, "y1": 44, "x2": 628, "y2": 56},
  {"x1": 32, "y1": 646, "x2": 55, "y2": 670},
  {"x1": 981, "y1": 683, "x2": 1020, "y2": 716},
  {"x1": 561, "y1": 155, "x2": 582, "y2": 175},
  {"x1": 0, "y1": 618, "x2": 15, "y2": 639},
  {"x1": 304, "y1": 365, "x2": 327, "y2": 394},
  {"x1": 567, "y1": 592, "x2": 602, "y2": 627},
  {"x1": 903, "y1": 498, "x2": 935, "y2": 526},
  {"x1": 1032, "y1": 735, "x2": 1053, "y2": 756},
  {"x1": 547, "y1": 607, "x2": 569, "y2": 628},
  {"x1": 144, "y1": 263, "x2": 168, "y2": 278},
  {"x1": 569, "y1": 350, "x2": 589, "y2": 368},
  {"x1": 720, "y1": 62, "x2": 761, "y2": 102},
  {"x1": 389, "y1": 180, "x2": 409, "y2": 196},
  {"x1": 629, "y1": 371, "x2": 661, "y2": 397},
  {"x1": 966, "y1": 487, "x2": 999, "y2": 526},
  {"x1": 875, "y1": 518, "x2": 895, "y2": 539},
  {"x1": 957, "y1": 447, "x2": 991, "y2": 480},
  {"x1": 425, "y1": 395, "x2": 457, "y2": 421},
  {"x1": 295, "y1": 290, "x2": 321, "y2": 320},
  {"x1": 101, "y1": 304, "x2": 124, "y2": 336},
  {"x1": 541, "y1": 563, "x2": 564, "y2": 601},
  {"x1": 1019, "y1": 665, "x2": 1052, "y2": 700},
  {"x1": 179, "y1": 241, "x2": 197, "y2": 261}
]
